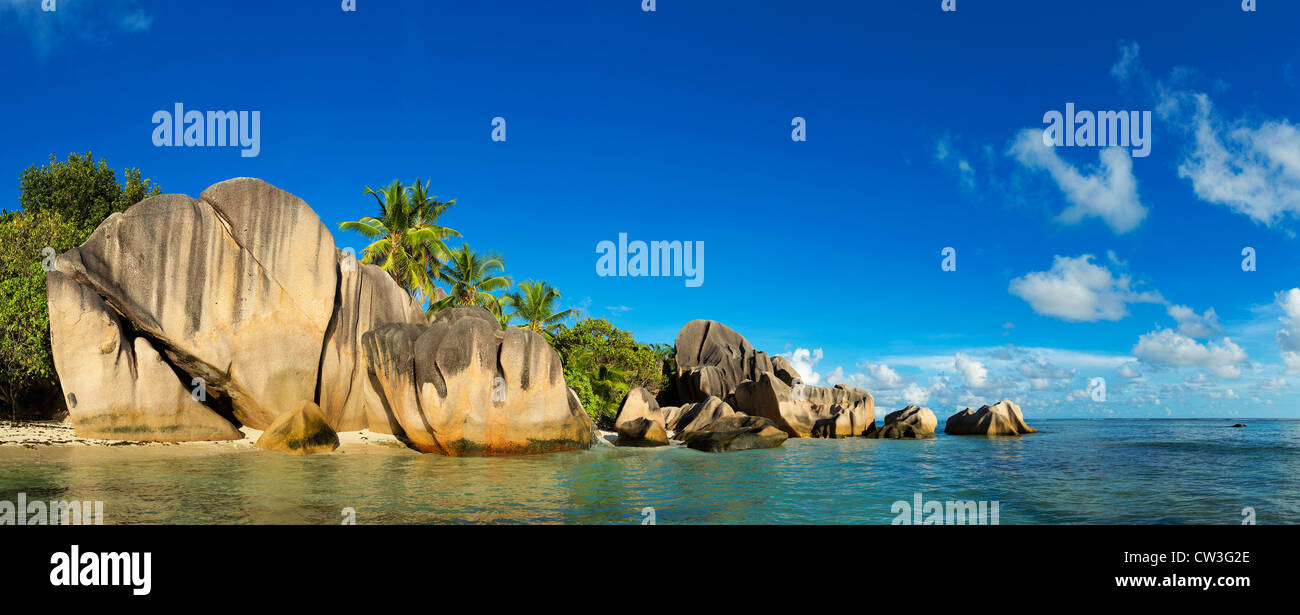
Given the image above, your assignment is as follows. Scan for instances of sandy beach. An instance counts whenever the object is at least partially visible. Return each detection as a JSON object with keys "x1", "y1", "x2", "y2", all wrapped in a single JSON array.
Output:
[{"x1": 0, "y1": 419, "x2": 414, "y2": 461}]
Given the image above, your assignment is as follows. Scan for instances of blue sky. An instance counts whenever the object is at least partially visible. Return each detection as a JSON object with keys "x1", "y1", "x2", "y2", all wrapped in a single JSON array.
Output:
[{"x1": 4, "y1": 0, "x2": 1300, "y2": 418}]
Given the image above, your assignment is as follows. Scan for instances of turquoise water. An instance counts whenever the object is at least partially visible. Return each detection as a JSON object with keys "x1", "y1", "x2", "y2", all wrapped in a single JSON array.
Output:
[{"x1": 2, "y1": 419, "x2": 1297, "y2": 524}]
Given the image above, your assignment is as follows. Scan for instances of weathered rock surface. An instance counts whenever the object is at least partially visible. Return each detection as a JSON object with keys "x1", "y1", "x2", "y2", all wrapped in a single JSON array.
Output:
[
  {"x1": 733, "y1": 372, "x2": 874, "y2": 438},
  {"x1": 771, "y1": 355, "x2": 801, "y2": 387},
  {"x1": 613, "y1": 387, "x2": 668, "y2": 447},
  {"x1": 318, "y1": 250, "x2": 426, "y2": 433},
  {"x1": 616, "y1": 417, "x2": 669, "y2": 447},
  {"x1": 674, "y1": 320, "x2": 773, "y2": 404},
  {"x1": 363, "y1": 306, "x2": 594, "y2": 455},
  {"x1": 865, "y1": 405, "x2": 938, "y2": 439},
  {"x1": 944, "y1": 400, "x2": 1038, "y2": 436},
  {"x1": 51, "y1": 179, "x2": 337, "y2": 430},
  {"x1": 680, "y1": 415, "x2": 788, "y2": 452},
  {"x1": 667, "y1": 395, "x2": 736, "y2": 434},
  {"x1": 255, "y1": 400, "x2": 340, "y2": 454},
  {"x1": 46, "y1": 271, "x2": 243, "y2": 442}
]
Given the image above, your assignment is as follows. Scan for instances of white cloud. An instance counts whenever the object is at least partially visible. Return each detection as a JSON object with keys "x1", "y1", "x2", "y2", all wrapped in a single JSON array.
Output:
[
  {"x1": 954, "y1": 352, "x2": 989, "y2": 388},
  {"x1": 0, "y1": 0, "x2": 154, "y2": 56},
  {"x1": 1009, "y1": 254, "x2": 1162, "y2": 322},
  {"x1": 1167, "y1": 304, "x2": 1222, "y2": 339},
  {"x1": 1275, "y1": 288, "x2": 1300, "y2": 351},
  {"x1": 900, "y1": 382, "x2": 931, "y2": 405},
  {"x1": 780, "y1": 348, "x2": 823, "y2": 386},
  {"x1": 935, "y1": 136, "x2": 976, "y2": 190},
  {"x1": 1169, "y1": 92, "x2": 1300, "y2": 227},
  {"x1": 1132, "y1": 329, "x2": 1247, "y2": 377},
  {"x1": 1110, "y1": 40, "x2": 1141, "y2": 83},
  {"x1": 1283, "y1": 352, "x2": 1300, "y2": 375},
  {"x1": 1117, "y1": 363, "x2": 1142, "y2": 379},
  {"x1": 1009, "y1": 128, "x2": 1148, "y2": 234}
]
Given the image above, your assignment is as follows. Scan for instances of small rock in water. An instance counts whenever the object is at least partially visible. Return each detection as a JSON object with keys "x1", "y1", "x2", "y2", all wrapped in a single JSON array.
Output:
[
  {"x1": 680, "y1": 415, "x2": 788, "y2": 452},
  {"x1": 1230, "y1": 424, "x2": 1247, "y2": 428}
]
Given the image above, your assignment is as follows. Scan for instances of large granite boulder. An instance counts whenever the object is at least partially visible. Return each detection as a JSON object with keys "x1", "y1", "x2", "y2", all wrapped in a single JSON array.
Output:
[
  {"x1": 733, "y1": 372, "x2": 873, "y2": 438},
  {"x1": 944, "y1": 400, "x2": 1038, "y2": 436},
  {"x1": 255, "y1": 400, "x2": 340, "y2": 455},
  {"x1": 46, "y1": 272, "x2": 243, "y2": 442},
  {"x1": 771, "y1": 355, "x2": 801, "y2": 387},
  {"x1": 363, "y1": 306, "x2": 595, "y2": 455},
  {"x1": 667, "y1": 395, "x2": 736, "y2": 434},
  {"x1": 50, "y1": 179, "x2": 337, "y2": 430},
  {"x1": 674, "y1": 320, "x2": 773, "y2": 404},
  {"x1": 613, "y1": 388, "x2": 667, "y2": 447},
  {"x1": 318, "y1": 250, "x2": 426, "y2": 433},
  {"x1": 680, "y1": 415, "x2": 788, "y2": 452},
  {"x1": 865, "y1": 405, "x2": 938, "y2": 439}
]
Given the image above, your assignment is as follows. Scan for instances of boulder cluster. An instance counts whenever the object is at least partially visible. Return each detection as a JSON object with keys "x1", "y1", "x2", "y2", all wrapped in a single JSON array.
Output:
[
  {"x1": 45, "y1": 178, "x2": 593, "y2": 455},
  {"x1": 613, "y1": 319, "x2": 1038, "y2": 449},
  {"x1": 45, "y1": 177, "x2": 1036, "y2": 456}
]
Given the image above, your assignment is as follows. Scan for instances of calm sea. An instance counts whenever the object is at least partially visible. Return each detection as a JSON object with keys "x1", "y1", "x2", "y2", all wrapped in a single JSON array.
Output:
[{"x1": 2, "y1": 419, "x2": 1296, "y2": 524}]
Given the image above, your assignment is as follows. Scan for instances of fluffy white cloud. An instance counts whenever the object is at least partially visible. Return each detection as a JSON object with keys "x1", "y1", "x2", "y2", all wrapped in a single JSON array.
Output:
[
  {"x1": 1132, "y1": 329, "x2": 1247, "y2": 377},
  {"x1": 1168, "y1": 92, "x2": 1300, "y2": 226},
  {"x1": 1167, "y1": 304, "x2": 1222, "y2": 339},
  {"x1": 1117, "y1": 363, "x2": 1142, "y2": 379},
  {"x1": 900, "y1": 382, "x2": 931, "y2": 405},
  {"x1": 1275, "y1": 288, "x2": 1300, "y2": 352},
  {"x1": 1009, "y1": 254, "x2": 1162, "y2": 322},
  {"x1": 1283, "y1": 352, "x2": 1300, "y2": 375},
  {"x1": 1009, "y1": 128, "x2": 1148, "y2": 234},
  {"x1": 780, "y1": 348, "x2": 823, "y2": 386},
  {"x1": 954, "y1": 353, "x2": 989, "y2": 388}
]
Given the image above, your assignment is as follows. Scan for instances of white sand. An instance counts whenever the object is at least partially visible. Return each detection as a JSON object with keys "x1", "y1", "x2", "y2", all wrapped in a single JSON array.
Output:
[{"x1": 0, "y1": 420, "x2": 411, "y2": 454}]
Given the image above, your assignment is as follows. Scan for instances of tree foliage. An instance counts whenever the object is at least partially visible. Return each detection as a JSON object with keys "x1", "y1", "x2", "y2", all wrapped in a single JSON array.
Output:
[
  {"x1": 15, "y1": 152, "x2": 160, "y2": 232},
  {"x1": 503, "y1": 280, "x2": 577, "y2": 336},
  {"x1": 549, "y1": 318, "x2": 670, "y2": 424},
  {"x1": 0, "y1": 211, "x2": 86, "y2": 417},
  {"x1": 2, "y1": 154, "x2": 161, "y2": 419},
  {"x1": 338, "y1": 178, "x2": 460, "y2": 305}
]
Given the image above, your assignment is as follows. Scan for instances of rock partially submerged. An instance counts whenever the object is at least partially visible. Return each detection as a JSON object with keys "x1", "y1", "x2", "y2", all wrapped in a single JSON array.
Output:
[
  {"x1": 255, "y1": 401, "x2": 340, "y2": 455},
  {"x1": 866, "y1": 405, "x2": 938, "y2": 439},
  {"x1": 667, "y1": 395, "x2": 736, "y2": 434},
  {"x1": 732, "y1": 372, "x2": 874, "y2": 438},
  {"x1": 944, "y1": 401, "x2": 1038, "y2": 436},
  {"x1": 363, "y1": 306, "x2": 595, "y2": 455},
  {"x1": 613, "y1": 388, "x2": 668, "y2": 447},
  {"x1": 680, "y1": 415, "x2": 788, "y2": 452},
  {"x1": 616, "y1": 418, "x2": 669, "y2": 447}
]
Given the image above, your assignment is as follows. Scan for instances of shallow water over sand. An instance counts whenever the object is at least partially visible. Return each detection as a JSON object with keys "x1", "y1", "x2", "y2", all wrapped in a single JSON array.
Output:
[{"x1": 2, "y1": 419, "x2": 1297, "y2": 524}]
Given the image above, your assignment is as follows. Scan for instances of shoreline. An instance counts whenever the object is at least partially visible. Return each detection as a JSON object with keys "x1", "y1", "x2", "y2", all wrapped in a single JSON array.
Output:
[{"x1": 0, "y1": 420, "x2": 411, "y2": 455}]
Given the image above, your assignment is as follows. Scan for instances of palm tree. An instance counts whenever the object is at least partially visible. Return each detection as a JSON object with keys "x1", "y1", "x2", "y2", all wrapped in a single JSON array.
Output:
[
  {"x1": 337, "y1": 179, "x2": 459, "y2": 304},
  {"x1": 429, "y1": 243, "x2": 511, "y2": 317},
  {"x1": 503, "y1": 280, "x2": 577, "y2": 336}
]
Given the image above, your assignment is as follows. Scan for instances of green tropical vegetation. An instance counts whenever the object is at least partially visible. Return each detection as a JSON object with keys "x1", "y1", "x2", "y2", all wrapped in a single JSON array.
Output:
[
  {"x1": 1, "y1": 160, "x2": 672, "y2": 426},
  {"x1": 548, "y1": 318, "x2": 673, "y2": 425},
  {"x1": 504, "y1": 280, "x2": 578, "y2": 338},
  {"x1": 0, "y1": 153, "x2": 161, "y2": 419},
  {"x1": 338, "y1": 178, "x2": 459, "y2": 304},
  {"x1": 428, "y1": 243, "x2": 511, "y2": 317}
]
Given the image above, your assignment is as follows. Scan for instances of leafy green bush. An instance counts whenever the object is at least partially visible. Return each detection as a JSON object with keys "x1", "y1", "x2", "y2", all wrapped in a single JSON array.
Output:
[
  {"x1": 550, "y1": 318, "x2": 670, "y2": 426},
  {"x1": 0, "y1": 211, "x2": 84, "y2": 418},
  {"x1": 0, "y1": 153, "x2": 161, "y2": 419},
  {"x1": 15, "y1": 152, "x2": 160, "y2": 233}
]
